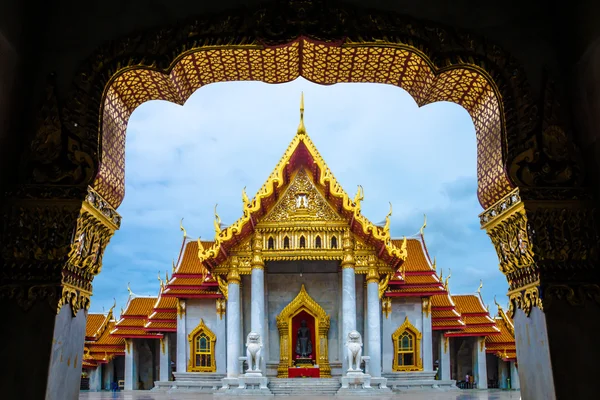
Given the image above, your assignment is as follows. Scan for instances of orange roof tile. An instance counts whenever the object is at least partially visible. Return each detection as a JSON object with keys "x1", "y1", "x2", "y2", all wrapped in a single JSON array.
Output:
[
  {"x1": 404, "y1": 274, "x2": 440, "y2": 285},
  {"x1": 387, "y1": 286, "x2": 445, "y2": 294},
  {"x1": 462, "y1": 316, "x2": 496, "y2": 325},
  {"x1": 433, "y1": 319, "x2": 465, "y2": 328},
  {"x1": 122, "y1": 297, "x2": 157, "y2": 316},
  {"x1": 145, "y1": 321, "x2": 177, "y2": 330},
  {"x1": 149, "y1": 311, "x2": 177, "y2": 320},
  {"x1": 175, "y1": 240, "x2": 213, "y2": 275},
  {"x1": 115, "y1": 318, "x2": 146, "y2": 327},
  {"x1": 448, "y1": 325, "x2": 500, "y2": 335},
  {"x1": 486, "y1": 317, "x2": 515, "y2": 344},
  {"x1": 153, "y1": 295, "x2": 178, "y2": 310},
  {"x1": 431, "y1": 293, "x2": 456, "y2": 308},
  {"x1": 86, "y1": 314, "x2": 106, "y2": 338},
  {"x1": 453, "y1": 295, "x2": 488, "y2": 315},
  {"x1": 391, "y1": 238, "x2": 434, "y2": 273},
  {"x1": 169, "y1": 276, "x2": 214, "y2": 286},
  {"x1": 431, "y1": 309, "x2": 461, "y2": 319}
]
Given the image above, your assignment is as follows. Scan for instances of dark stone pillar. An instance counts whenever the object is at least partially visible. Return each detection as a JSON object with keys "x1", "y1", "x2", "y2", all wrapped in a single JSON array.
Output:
[
  {"x1": 0, "y1": 185, "x2": 119, "y2": 399},
  {"x1": 483, "y1": 188, "x2": 600, "y2": 400}
]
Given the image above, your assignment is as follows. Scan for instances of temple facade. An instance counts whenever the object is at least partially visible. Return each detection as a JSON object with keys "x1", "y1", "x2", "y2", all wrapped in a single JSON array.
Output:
[{"x1": 81, "y1": 99, "x2": 520, "y2": 394}]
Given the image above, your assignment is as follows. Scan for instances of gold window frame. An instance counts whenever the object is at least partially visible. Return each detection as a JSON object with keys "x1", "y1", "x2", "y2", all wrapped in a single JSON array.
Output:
[
  {"x1": 187, "y1": 319, "x2": 216, "y2": 372},
  {"x1": 392, "y1": 316, "x2": 423, "y2": 372}
]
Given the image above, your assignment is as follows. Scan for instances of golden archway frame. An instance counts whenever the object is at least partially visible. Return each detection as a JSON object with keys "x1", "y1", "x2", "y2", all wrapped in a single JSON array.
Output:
[
  {"x1": 276, "y1": 284, "x2": 331, "y2": 378},
  {"x1": 187, "y1": 318, "x2": 217, "y2": 372},
  {"x1": 392, "y1": 316, "x2": 423, "y2": 372}
]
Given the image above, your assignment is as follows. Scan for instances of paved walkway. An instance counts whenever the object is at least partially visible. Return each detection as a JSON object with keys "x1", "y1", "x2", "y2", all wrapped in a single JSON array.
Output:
[{"x1": 80, "y1": 390, "x2": 521, "y2": 400}]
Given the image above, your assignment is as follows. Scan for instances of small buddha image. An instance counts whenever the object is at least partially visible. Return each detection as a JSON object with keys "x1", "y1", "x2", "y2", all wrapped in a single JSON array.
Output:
[
  {"x1": 296, "y1": 193, "x2": 308, "y2": 209},
  {"x1": 295, "y1": 319, "x2": 313, "y2": 358}
]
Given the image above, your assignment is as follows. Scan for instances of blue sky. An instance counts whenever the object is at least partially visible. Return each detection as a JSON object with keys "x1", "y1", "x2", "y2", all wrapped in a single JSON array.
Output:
[{"x1": 92, "y1": 78, "x2": 508, "y2": 314}]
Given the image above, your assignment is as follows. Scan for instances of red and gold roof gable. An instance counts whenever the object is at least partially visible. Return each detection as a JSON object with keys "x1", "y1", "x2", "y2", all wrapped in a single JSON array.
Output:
[
  {"x1": 486, "y1": 302, "x2": 516, "y2": 361},
  {"x1": 111, "y1": 290, "x2": 162, "y2": 339},
  {"x1": 196, "y1": 96, "x2": 408, "y2": 270},
  {"x1": 444, "y1": 292, "x2": 500, "y2": 338}
]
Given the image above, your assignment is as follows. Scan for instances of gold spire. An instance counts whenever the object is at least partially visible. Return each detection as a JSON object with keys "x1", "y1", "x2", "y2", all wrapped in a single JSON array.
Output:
[
  {"x1": 180, "y1": 218, "x2": 187, "y2": 238},
  {"x1": 383, "y1": 202, "x2": 393, "y2": 233},
  {"x1": 297, "y1": 92, "x2": 306, "y2": 135},
  {"x1": 214, "y1": 204, "x2": 222, "y2": 235},
  {"x1": 494, "y1": 295, "x2": 503, "y2": 310},
  {"x1": 432, "y1": 256, "x2": 437, "y2": 271},
  {"x1": 158, "y1": 272, "x2": 164, "y2": 291},
  {"x1": 477, "y1": 279, "x2": 483, "y2": 294},
  {"x1": 172, "y1": 259, "x2": 176, "y2": 273},
  {"x1": 127, "y1": 282, "x2": 132, "y2": 297}
]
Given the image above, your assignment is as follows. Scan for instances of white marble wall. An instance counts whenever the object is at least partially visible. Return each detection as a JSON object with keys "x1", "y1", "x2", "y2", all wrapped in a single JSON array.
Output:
[
  {"x1": 421, "y1": 298, "x2": 433, "y2": 371},
  {"x1": 176, "y1": 300, "x2": 186, "y2": 373},
  {"x1": 88, "y1": 366, "x2": 102, "y2": 391},
  {"x1": 382, "y1": 297, "x2": 425, "y2": 373},
  {"x1": 510, "y1": 361, "x2": 520, "y2": 389},
  {"x1": 159, "y1": 334, "x2": 172, "y2": 381},
  {"x1": 102, "y1": 360, "x2": 114, "y2": 390},
  {"x1": 438, "y1": 332, "x2": 451, "y2": 380},
  {"x1": 498, "y1": 358, "x2": 509, "y2": 389},
  {"x1": 185, "y1": 298, "x2": 227, "y2": 374},
  {"x1": 266, "y1": 272, "x2": 340, "y2": 363},
  {"x1": 473, "y1": 337, "x2": 488, "y2": 389},
  {"x1": 124, "y1": 340, "x2": 138, "y2": 390}
]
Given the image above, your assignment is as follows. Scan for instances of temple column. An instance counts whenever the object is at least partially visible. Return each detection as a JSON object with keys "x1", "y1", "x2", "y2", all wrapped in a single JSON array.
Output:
[
  {"x1": 250, "y1": 233, "x2": 266, "y2": 372},
  {"x1": 226, "y1": 257, "x2": 242, "y2": 378},
  {"x1": 498, "y1": 359, "x2": 509, "y2": 389},
  {"x1": 510, "y1": 361, "x2": 520, "y2": 390},
  {"x1": 0, "y1": 187, "x2": 119, "y2": 400},
  {"x1": 88, "y1": 366, "x2": 102, "y2": 391},
  {"x1": 472, "y1": 337, "x2": 487, "y2": 389},
  {"x1": 124, "y1": 339, "x2": 139, "y2": 390},
  {"x1": 366, "y1": 257, "x2": 381, "y2": 377},
  {"x1": 176, "y1": 300, "x2": 187, "y2": 373},
  {"x1": 438, "y1": 333, "x2": 451, "y2": 380},
  {"x1": 159, "y1": 334, "x2": 172, "y2": 381},
  {"x1": 483, "y1": 191, "x2": 600, "y2": 400},
  {"x1": 102, "y1": 360, "x2": 115, "y2": 390},
  {"x1": 341, "y1": 230, "x2": 357, "y2": 372},
  {"x1": 421, "y1": 297, "x2": 433, "y2": 371}
]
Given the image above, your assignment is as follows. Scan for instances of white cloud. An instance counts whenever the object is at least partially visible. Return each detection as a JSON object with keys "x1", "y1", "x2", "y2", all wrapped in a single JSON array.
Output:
[{"x1": 94, "y1": 78, "x2": 507, "y2": 314}]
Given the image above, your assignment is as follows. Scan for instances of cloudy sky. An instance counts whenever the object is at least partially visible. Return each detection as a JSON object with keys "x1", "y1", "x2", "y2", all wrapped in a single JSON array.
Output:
[{"x1": 92, "y1": 78, "x2": 508, "y2": 315}]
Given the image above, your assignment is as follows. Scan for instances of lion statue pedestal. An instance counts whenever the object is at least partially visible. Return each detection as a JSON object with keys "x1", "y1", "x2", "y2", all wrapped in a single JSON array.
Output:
[
  {"x1": 217, "y1": 333, "x2": 273, "y2": 397},
  {"x1": 337, "y1": 331, "x2": 391, "y2": 396}
]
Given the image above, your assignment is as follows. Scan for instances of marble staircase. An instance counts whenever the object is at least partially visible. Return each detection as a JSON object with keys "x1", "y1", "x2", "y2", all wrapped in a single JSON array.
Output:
[
  {"x1": 383, "y1": 371, "x2": 458, "y2": 392},
  {"x1": 268, "y1": 378, "x2": 340, "y2": 396},
  {"x1": 152, "y1": 372, "x2": 224, "y2": 392}
]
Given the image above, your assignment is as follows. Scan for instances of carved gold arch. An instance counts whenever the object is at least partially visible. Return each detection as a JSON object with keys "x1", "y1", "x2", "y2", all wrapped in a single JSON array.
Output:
[
  {"x1": 392, "y1": 316, "x2": 423, "y2": 372},
  {"x1": 187, "y1": 319, "x2": 216, "y2": 372},
  {"x1": 276, "y1": 284, "x2": 331, "y2": 377}
]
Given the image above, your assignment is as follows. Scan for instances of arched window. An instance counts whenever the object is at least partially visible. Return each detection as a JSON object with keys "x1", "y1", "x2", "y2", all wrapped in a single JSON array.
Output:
[
  {"x1": 315, "y1": 236, "x2": 322, "y2": 249},
  {"x1": 284, "y1": 236, "x2": 290, "y2": 249},
  {"x1": 268, "y1": 236, "x2": 275, "y2": 250},
  {"x1": 331, "y1": 236, "x2": 338, "y2": 249},
  {"x1": 188, "y1": 319, "x2": 216, "y2": 372},
  {"x1": 392, "y1": 316, "x2": 423, "y2": 371},
  {"x1": 299, "y1": 235, "x2": 306, "y2": 249}
]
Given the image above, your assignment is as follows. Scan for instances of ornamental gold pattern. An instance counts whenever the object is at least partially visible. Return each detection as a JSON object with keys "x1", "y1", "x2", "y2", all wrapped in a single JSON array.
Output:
[{"x1": 276, "y1": 285, "x2": 331, "y2": 378}]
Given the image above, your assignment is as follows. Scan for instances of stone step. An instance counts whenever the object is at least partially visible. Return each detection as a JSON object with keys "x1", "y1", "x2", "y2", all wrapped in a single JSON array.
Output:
[{"x1": 268, "y1": 378, "x2": 341, "y2": 395}]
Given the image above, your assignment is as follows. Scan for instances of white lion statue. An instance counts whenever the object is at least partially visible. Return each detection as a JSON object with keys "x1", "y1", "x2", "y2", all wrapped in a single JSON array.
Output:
[
  {"x1": 245, "y1": 331, "x2": 262, "y2": 372},
  {"x1": 345, "y1": 330, "x2": 363, "y2": 372}
]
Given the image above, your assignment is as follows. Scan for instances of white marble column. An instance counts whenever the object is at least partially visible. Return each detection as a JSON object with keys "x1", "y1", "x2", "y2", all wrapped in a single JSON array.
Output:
[
  {"x1": 227, "y1": 257, "x2": 242, "y2": 378},
  {"x1": 421, "y1": 297, "x2": 433, "y2": 371},
  {"x1": 251, "y1": 233, "x2": 266, "y2": 372},
  {"x1": 366, "y1": 262, "x2": 381, "y2": 377},
  {"x1": 124, "y1": 339, "x2": 139, "y2": 390},
  {"x1": 102, "y1": 360, "x2": 114, "y2": 390},
  {"x1": 473, "y1": 337, "x2": 488, "y2": 389},
  {"x1": 176, "y1": 300, "x2": 187, "y2": 373},
  {"x1": 510, "y1": 361, "x2": 520, "y2": 390},
  {"x1": 498, "y1": 359, "x2": 509, "y2": 389},
  {"x1": 438, "y1": 333, "x2": 451, "y2": 380},
  {"x1": 159, "y1": 334, "x2": 172, "y2": 381},
  {"x1": 88, "y1": 366, "x2": 102, "y2": 391},
  {"x1": 341, "y1": 231, "x2": 357, "y2": 372}
]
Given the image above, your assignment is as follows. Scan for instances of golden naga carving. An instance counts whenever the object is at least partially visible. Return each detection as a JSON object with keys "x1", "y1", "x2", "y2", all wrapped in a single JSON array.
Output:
[
  {"x1": 378, "y1": 273, "x2": 392, "y2": 298},
  {"x1": 382, "y1": 296, "x2": 392, "y2": 318},
  {"x1": 216, "y1": 298, "x2": 226, "y2": 319},
  {"x1": 383, "y1": 202, "x2": 393, "y2": 234},
  {"x1": 353, "y1": 185, "x2": 364, "y2": 212},
  {"x1": 422, "y1": 297, "x2": 432, "y2": 318},
  {"x1": 477, "y1": 280, "x2": 483, "y2": 294},
  {"x1": 508, "y1": 282, "x2": 543, "y2": 317},
  {"x1": 158, "y1": 272, "x2": 164, "y2": 291},
  {"x1": 420, "y1": 214, "x2": 427, "y2": 236},
  {"x1": 214, "y1": 204, "x2": 222, "y2": 236},
  {"x1": 444, "y1": 269, "x2": 451, "y2": 290},
  {"x1": 216, "y1": 275, "x2": 228, "y2": 300}
]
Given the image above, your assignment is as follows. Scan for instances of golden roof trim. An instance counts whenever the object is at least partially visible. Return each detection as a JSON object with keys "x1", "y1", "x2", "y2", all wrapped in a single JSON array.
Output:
[{"x1": 197, "y1": 98, "x2": 408, "y2": 266}]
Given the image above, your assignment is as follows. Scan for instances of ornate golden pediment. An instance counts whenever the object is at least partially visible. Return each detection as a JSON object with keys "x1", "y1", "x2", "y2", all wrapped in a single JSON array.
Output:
[{"x1": 260, "y1": 168, "x2": 344, "y2": 224}]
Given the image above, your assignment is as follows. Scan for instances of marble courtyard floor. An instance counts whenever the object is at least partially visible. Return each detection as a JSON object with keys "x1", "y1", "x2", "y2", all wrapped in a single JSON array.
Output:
[{"x1": 80, "y1": 390, "x2": 521, "y2": 400}]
